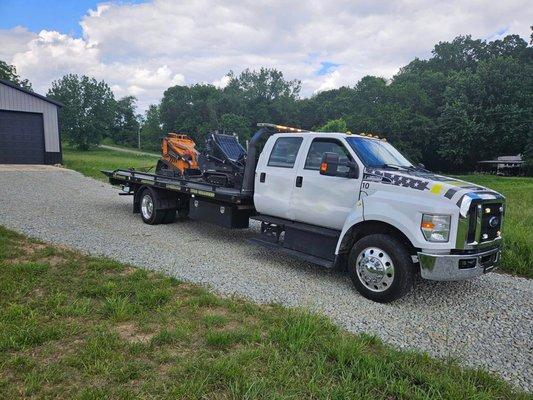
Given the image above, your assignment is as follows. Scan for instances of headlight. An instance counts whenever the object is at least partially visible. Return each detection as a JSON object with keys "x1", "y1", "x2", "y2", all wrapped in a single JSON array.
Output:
[{"x1": 421, "y1": 214, "x2": 451, "y2": 242}]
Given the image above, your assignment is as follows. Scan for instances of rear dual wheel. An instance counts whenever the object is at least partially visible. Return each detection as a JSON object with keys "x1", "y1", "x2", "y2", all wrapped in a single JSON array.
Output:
[{"x1": 140, "y1": 188, "x2": 178, "y2": 225}]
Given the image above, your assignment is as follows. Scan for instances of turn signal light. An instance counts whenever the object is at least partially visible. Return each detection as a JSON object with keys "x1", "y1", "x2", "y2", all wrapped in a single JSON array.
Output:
[
  {"x1": 421, "y1": 222, "x2": 435, "y2": 229},
  {"x1": 320, "y1": 162, "x2": 328, "y2": 173}
]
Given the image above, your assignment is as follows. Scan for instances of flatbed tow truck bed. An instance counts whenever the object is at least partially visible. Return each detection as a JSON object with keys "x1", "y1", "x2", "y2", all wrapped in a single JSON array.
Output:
[
  {"x1": 103, "y1": 168, "x2": 255, "y2": 229},
  {"x1": 102, "y1": 169, "x2": 253, "y2": 205}
]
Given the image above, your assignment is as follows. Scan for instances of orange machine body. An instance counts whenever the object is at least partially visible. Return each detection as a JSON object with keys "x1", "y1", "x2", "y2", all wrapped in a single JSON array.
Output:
[{"x1": 161, "y1": 133, "x2": 200, "y2": 174}]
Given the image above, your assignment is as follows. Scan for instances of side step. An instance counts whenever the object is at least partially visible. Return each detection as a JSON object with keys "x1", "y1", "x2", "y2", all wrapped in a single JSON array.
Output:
[{"x1": 249, "y1": 237, "x2": 334, "y2": 268}]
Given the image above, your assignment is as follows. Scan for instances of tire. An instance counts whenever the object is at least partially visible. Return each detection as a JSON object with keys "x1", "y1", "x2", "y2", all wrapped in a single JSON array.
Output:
[
  {"x1": 139, "y1": 187, "x2": 165, "y2": 225},
  {"x1": 348, "y1": 234, "x2": 414, "y2": 303}
]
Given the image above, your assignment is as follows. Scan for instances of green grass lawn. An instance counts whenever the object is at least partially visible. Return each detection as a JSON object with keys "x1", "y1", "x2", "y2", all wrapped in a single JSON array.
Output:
[
  {"x1": 456, "y1": 175, "x2": 533, "y2": 278},
  {"x1": 0, "y1": 226, "x2": 528, "y2": 399},
  {"x1": 62, "y1": 146, "x2": 159, "y2": 181},
  {"x1": 61, "y1": 146, "x2": 531, "y2": 278}
]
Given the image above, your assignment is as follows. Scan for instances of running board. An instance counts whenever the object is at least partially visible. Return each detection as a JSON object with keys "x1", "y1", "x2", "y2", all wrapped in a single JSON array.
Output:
[{"x1": 249, "y1": 237, "x2": 334, "y2": 268}]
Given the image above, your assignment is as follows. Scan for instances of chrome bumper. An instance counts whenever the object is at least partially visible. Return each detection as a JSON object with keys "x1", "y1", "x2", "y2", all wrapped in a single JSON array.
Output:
[{"x1": 418, "y1": 246, "x2": 501, "y2": 281}]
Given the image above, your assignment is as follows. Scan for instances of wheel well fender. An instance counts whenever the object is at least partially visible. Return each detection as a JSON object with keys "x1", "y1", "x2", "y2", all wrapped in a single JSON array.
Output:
[{"x1": 337, "y1": 220, "x2": 417, "y2": 256}]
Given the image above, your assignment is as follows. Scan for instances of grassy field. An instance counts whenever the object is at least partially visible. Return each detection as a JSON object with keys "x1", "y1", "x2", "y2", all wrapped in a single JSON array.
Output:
[
  {"x1": 62, "y1": 146, "x2": 531, "y2": 278},
  {"x1": 62, "y1": 146, "x2": 159, "y2": 181},
  {"x1": 0, "y1": 226, "x2": 527, "y2": 399},
  {"x1": 456, "y1": 175, "x2": 533, "y2": 278}
]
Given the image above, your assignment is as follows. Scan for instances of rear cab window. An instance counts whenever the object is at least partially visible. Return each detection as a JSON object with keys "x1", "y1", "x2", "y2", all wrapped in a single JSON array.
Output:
[{"x1": 267, "y1": 137, "x2": 303, "y2": 168}]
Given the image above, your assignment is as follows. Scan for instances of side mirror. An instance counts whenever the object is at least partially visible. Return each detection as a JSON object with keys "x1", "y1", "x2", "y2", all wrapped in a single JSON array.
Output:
[
  {"x1": 320, "y1": 152, "x2": 340, "y2": 176},
  {"x1": 319, "y1": 152, "x2": 359, "y2": 178}
]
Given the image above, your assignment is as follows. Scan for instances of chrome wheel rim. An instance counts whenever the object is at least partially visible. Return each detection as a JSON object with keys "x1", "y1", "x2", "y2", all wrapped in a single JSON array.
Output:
[
  {"x1": 141, "y1": 194, "x2": 154, "y2": 220},
  {"x1": 355, "y1": 247, "x2": 395, "y2": 292}
]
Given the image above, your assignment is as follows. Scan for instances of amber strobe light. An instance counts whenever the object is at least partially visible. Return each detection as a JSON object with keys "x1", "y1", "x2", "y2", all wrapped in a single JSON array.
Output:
[
  {"x1": 320, "y1": 162, "x2": 328, "y2": 173},
  {"x1": 257, "y1": 123, "x2": 307, "y2": 132}
]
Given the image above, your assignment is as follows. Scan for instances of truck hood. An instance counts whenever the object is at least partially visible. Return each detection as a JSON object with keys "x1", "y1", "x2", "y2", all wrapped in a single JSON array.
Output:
[{"x1": 363, "y1": 167, "x2": 504, "y2": 216}]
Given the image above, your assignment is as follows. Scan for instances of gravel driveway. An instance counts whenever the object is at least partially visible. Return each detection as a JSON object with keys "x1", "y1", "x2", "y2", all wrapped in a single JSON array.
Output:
[{"x1": 1, "y1": 165, "x2": 531, "y2": 391}]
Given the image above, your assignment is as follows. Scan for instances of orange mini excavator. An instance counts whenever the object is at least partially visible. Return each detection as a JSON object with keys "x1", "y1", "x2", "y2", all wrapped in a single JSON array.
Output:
[{"x1": 156, "y1": 133, "x2": 202, "y2": 178}]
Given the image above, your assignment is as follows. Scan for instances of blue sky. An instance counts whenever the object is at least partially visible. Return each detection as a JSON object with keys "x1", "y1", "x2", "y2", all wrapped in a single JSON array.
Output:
[
  {"x1": 317, "y1": 62, "x2": 340, "y2": 76},
  {"x1": 0, "y1": 0, "x2": 145, "y2": 37}
]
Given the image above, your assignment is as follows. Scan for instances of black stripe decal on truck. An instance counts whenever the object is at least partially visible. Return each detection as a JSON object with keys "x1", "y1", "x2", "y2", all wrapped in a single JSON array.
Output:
[{"x1": 444, "y1": 188, "x2": 458, "y2": 199}]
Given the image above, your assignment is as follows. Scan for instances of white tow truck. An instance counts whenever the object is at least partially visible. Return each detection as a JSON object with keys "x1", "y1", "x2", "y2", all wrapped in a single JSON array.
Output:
[{"x1": 104, "y1": 123, "x2": 505, "y2": 302}]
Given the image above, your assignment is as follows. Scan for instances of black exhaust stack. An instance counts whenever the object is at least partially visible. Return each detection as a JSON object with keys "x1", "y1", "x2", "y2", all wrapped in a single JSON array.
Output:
[{"x1": 240, "y1": 127, "x2": 272, "y2": 195}]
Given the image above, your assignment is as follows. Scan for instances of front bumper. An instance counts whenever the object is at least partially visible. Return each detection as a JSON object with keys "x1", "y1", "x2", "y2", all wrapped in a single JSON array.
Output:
[{"x1": 418, "y1": 246, "x2": 501, "y2": 281}]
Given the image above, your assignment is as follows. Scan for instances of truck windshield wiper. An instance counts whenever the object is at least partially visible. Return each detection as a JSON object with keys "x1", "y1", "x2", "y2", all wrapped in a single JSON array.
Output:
[{"x1": 374, "y1": 163, "x2": 410, "y2": 171}]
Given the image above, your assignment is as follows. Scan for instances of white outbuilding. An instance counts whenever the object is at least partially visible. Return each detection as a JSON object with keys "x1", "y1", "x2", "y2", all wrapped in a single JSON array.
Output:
[{"x1": 0, "y1": 79, "x2": 63, "y2": 164}]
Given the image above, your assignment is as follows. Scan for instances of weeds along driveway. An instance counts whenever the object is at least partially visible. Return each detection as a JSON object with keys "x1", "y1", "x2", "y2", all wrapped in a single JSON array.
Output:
[{"x1": 0, "y1": 165, "x2": 532, "y2": 392}]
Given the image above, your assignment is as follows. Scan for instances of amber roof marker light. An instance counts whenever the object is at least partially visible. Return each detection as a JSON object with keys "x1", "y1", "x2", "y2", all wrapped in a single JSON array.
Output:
[{"x1": 257, "y1": 123, "x2": 309, "y2": 132}]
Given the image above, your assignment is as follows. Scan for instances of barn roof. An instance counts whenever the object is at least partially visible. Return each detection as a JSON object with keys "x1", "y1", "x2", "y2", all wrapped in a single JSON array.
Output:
[{"x1": 0, "y1": 79, "x2": 64, "y2": 107}]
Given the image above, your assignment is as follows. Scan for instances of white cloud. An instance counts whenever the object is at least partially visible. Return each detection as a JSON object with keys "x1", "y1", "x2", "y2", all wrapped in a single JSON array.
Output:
[
  {"x1": 0, "y1": 26, "x2": 35, "y2": 63},
  {"x1": 314, "y1": 70, "x2": 342, "y2": 93},
  {"x1": 1, "y1": 0, "x2": 531, "y2": 112},
  {"x1": 212, "y1": 75, "x2": 231, "y2": 89}
]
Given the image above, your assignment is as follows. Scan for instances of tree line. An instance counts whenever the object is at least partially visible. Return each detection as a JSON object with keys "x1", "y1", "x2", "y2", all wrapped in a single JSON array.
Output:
[{"x1": 1, "y1": 32, "x2": 531, "y2": 172}]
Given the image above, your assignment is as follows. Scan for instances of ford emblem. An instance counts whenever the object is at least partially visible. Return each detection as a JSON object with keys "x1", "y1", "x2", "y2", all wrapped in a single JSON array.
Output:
[{"x1": 488, "y1": 216, "x2": 499, "y2": 228}]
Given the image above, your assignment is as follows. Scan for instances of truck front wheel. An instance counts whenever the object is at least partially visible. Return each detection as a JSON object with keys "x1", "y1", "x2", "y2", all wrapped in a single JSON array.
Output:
[{"x1": 348, "y1": 234, "x2": 414, "y2": 303}]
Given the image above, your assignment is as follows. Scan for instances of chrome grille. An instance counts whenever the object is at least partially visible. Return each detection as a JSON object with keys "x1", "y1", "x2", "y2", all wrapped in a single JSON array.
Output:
[
  {"x1": 466, "y1": 201, "x2": 504, "y2": 245},
  {"x1": 480, "y1": 203, "x2": 503, "y2": 242}
]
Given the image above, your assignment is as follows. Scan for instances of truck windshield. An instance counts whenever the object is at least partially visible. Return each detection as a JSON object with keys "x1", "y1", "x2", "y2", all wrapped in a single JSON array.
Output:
[{"x1": 345, "y1": 137, "x2": 413, "y2": 168}]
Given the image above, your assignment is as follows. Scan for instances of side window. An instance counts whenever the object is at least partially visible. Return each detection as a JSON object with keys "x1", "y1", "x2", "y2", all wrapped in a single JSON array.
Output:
[
  {"x1": 304, "y1": 138, "x2": 352, "y2": 172},
  {"x1": 267, "y1": 137, "x2": 303, "y2": 168}
]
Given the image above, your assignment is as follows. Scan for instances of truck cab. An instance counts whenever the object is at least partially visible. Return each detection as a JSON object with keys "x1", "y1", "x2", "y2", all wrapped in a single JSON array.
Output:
[{"x1": 252, "y1": 131, "x2": 505, "y2": 302}]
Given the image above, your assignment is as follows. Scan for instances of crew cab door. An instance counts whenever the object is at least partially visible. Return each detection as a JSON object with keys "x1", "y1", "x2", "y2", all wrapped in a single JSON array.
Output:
[
  {"x1": 291, "y1": 137, "x2": 361, "y2": 230},
  {"x1": 254, "y1": 135, "x2": 304, "y2": 220}
]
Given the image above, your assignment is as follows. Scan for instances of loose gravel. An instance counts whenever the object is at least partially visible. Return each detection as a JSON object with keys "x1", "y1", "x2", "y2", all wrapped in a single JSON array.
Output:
[{"x1": 1, "y1": 165, "x2": 532, "y2": 391}]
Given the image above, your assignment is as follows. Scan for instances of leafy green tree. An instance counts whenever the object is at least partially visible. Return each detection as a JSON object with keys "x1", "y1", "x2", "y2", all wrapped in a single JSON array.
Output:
[
  {"x1": 140, "y1": 104, "x2": 163, "y2": 151},
  {"x1": 222, "y1": 68, "x2": 301, "y2": 127},
  {"x1": 524, "y1": 130, "x2": 533, "y2": 175},
  {"x1": 159, "y1": 84, "x2": 220, "y2": 143},
  {"x1": 430, "y1": 36, "x2": 487, "y2": 73},
  {"x1": 436, "y1": 98, "x2": 478, "y2": 169},
  {"x1": 111, "y1": 96, "x2": 140, "y2": 147},
  {"x1": 0, "y1": 60, "x2": 32, "y2": 90},
  {"x1": 317, "y1": 118, "x2": 347, "y2": 132},
  {"x1": 219, "y1": 113, "x2": 250, "y2": 141},
  {"x1": 47, "y1": 74, "x2": 115, "y2": 150}
]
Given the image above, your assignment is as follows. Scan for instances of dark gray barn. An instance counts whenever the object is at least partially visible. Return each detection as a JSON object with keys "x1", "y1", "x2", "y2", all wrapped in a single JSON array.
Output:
[{"x1": 0, "y1": 79, "x2": 63, "y2": 164}]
